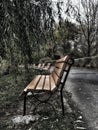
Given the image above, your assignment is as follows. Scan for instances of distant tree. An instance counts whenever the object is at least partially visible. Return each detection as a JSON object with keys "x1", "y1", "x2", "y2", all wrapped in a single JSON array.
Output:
[
  {"x1": 53, "y1": 20, "x2": 78, "y2": 55},
  {"x1": 69, "y1": 0, "x2": 98, "y2": 57}
]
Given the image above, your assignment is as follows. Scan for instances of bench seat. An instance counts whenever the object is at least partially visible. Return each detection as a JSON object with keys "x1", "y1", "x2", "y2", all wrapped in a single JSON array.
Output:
[
  {"x1": 23, "y1": 56, "x2": 68, "y2": 92},
  {"x1": 24, "y1": 75, "x2": 56, "y2": 92}
]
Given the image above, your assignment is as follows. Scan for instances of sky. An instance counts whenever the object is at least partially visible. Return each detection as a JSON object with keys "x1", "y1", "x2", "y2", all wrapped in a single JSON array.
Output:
[
  {"x1": 51, "y1": 0, "x2": 75, "y2": 23},
  {"x1": 52, "y1": 0, "x2": 79, "y2": 4},
  {"x1": 51, "y1": 0, "x2": 80, "y2": 23}
]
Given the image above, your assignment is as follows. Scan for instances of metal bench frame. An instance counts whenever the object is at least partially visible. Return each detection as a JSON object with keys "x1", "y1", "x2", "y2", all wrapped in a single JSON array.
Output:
[{"x1": 22, "y1": 56, "x2": 74, "y2": 116}]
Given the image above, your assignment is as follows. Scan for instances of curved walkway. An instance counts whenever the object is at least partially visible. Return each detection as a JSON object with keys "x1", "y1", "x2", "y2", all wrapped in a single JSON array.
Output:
[{"x1": 66, "y1": 68, "x2": 98, "y2": 130}]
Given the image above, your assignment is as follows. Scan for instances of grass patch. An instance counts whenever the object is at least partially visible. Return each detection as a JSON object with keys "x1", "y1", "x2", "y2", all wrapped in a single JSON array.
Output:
[{"x1": 0, "y1": 70, "x2": 86, "y2": 130}]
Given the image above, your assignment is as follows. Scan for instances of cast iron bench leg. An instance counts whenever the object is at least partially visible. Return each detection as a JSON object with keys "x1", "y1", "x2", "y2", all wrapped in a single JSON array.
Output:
[
  {"x1": 60, "y1": 90, "x2": 65, "y2": 115},
  {"x1": 23, "y1": 93, "x2": 27, "y2": 116}
]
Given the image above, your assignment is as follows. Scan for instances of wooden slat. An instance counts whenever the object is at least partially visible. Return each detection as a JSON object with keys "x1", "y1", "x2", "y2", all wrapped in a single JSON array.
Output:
[
  {"x1": 54, "y1": 67, "x2": 62, "y2": 77},
  {"x1": 43, "y1": 63, "x2": 51, "y2": 70},
  {"x1": 55, "y1": 62, "x2": 64, "y2": 69},
  {"x1": 35, "y1": 75, "x2": 51, "y2": 91},
  {"x1": 55, "y1": 56, "x2": 69, "y2": 68},
  {"x1": 51, "y1": 71, "x2": 59, "y2": 86},
  {"x1": 44, "y1": 75, "x2": 50, "y2": 90},
  {"x1": 50, "y1": 76, "x2": 56, "y2": 91},
  {"x1": 36, "y1": 75, "x2": 45, "y2": 90},
  {"x1": 42, "y1": 76, "x2": 46, "y2": 90},
  {"x1": 38, "y1": 64, "x2": 42, "y2": 68},
  {"x1": 47, "y1": 63, "x2": 51, "y2": 67},
  {"x1": 24, "y1": 75, "x2": 41, "y2": 92},
  {"x1": 49, "y1": 76, "x2": 51, "y2": 90},
  {"x1": 56, "y1": 56, "x2": 68, "y2": 62},
  {"x1": 41, "y1": 63, "x2": 45, "y2": 68},
  {"x1": 33, "y1": 64, "x2": 36, "y2": 67}
]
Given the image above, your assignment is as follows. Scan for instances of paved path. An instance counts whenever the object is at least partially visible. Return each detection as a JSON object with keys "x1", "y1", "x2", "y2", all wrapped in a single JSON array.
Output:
[{"x1": 66, "y1": 68, "x2": 98, "y2": 130}]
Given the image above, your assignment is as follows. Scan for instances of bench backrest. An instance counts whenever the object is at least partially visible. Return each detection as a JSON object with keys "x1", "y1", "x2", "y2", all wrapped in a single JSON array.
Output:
[{"x1": 51, "y1": 55, "x2": 74, "y2": 89}]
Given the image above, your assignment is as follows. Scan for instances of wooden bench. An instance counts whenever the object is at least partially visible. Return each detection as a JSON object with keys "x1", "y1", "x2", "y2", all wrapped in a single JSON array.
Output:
[
  {"x1": 21, "y1": 55, "x2": 74, "y2": 116},
  {"x1": 32, "y1": 62, "x2": 52, "y2": 70},
  {"x1": 31, "y1": 62, "x2": 54, "y2": 74}
]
